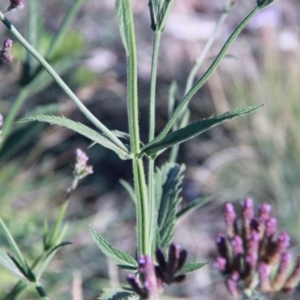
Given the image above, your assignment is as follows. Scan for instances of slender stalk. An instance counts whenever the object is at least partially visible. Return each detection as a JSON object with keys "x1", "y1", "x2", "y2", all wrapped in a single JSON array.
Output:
[
  {"x1": 1, "y1": 88, "x2": 29, "y2": 140},
  {"x1": 0, "y1": 11, "x2": 127, "y2": 153},
  {"x1": 124, "y1": 1, "x2": 149, "y2": 255},
  {"x1": 148, "y1": 33, "x2": 161, "y2": 142},
  {"x1": 184, "y1": 0, "x2": 232, "y2": 95},
  {"x1": 45, "y1": 0, "x2": 84, "y2": 60},
  {"x1": 144, "y1": 6, "x2": 259, "y2": 150},
  {"x1": 148, "y1": 32, "x2": 161, "y2": 249},
  {"x1": 169, "y1": 0, "x2": 232, "y2": 162}
]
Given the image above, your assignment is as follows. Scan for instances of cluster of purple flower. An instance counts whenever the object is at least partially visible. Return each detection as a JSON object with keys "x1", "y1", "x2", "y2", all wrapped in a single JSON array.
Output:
[
  {"x1": 127, "y1": 243, "x2": 187, "y2": 299},
  {"x1": 215, "y1": 198, "x2": 300, "y2": 298}
]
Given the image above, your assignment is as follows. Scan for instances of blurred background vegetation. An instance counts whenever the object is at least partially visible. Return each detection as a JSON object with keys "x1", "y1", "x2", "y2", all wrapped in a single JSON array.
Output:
[{"x1": 0, "y1": 0, "x2": 300, "y2": 299}]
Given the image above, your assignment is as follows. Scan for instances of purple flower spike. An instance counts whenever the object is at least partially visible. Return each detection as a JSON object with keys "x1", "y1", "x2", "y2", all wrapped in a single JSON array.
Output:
[
  {"x1": 282, "y1": 257, "x2": 300, "y2": 294},
  {"x1": 224, "y1": 202, "x2": 237, "y2": 238},
  {"x1": 0, "y1": 38, "x2": 13, "y2": 65},
  {"x1": 242, "y1": 198, "x2": 254, "y2": 221},
  {"x1": 155, "y1": 243, "x2": 188, "y2": 286},
  {"x1": 272, "y1": 252, "x2": 291, "y2": 291},
  {"x1": 259, "y1": 203, "x2": 272, "y2": 221},
  {"x1": 216, "y1": 199, "x2": 299, "y2": 298}
]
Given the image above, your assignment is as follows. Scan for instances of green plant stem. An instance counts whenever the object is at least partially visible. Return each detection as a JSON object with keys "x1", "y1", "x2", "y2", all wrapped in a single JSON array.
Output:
[
  {"x1": 169, "y1": 0, "x2": 232, "y2": 163},
  {"x1": 144, "y1": 6, "x2": 259, "y2": 149},
  {"x1": 148, "y1": 32, "x2": 161, "y2": 249},
  {"x1": 45, "y1": 0, "x2": 84, "y2": 60},
  {"x1": 0, "y1": 11, "x2": 127, "y2": 153},
  {"x1": 124, "y1": 1, "x2": 149, "y2": 255},
  {"x1": 184, "y1": 0, "x2": 232, "y2": 95},
  {"x1": 0, "y1": 88, "x2": 29, "y2": 142},
  {"x1": 148, "y1": 32, "x2": 161, "y2": 142}
]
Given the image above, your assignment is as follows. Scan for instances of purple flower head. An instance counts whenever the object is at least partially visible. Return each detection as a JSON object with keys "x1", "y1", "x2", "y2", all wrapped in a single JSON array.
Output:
[
  {"x1": 7, "y1": 0, "x2": 25, "y2": 12},
  {"x1": 74, "y1": 148, "x2": 93, "y2": 180},
  {"x1": 155, "y1": 243, "x2": 187, "y2": 285},
  {"x1": 215, "y1": 199, "x2": 299, "y2": 298}
]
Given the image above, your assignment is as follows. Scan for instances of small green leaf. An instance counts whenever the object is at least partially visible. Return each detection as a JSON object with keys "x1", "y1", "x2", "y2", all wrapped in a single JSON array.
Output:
[
  {"x1": 98, "y1": 288, "x2": 137, "y2": 300},
  {"x1": 168, "y1": 81, "x2": 179, "y2": 120},
  {"x1": 119, "y1": 179, "x2": 136, "y2": 205},
  {"x1": 90, "y1": 228, "x2": 138, "y2": 271},
  {"x1": 36, "y1": 241, "x2": 71, "y2": 281},
  {"x1": 115, "y1": 0, "x2": 131, "y2": 54},
  {"x1": 0, "y1": 218, "x2": 29, "y2": 277},
  {"x1": 19, "y1": 115, "x2": 132, "y2": 160},
  {"x1": 257, "y1": 0, "x2": 275, "y2": 9},
  {"x1": 142, "y1": 106, "x2": 261, "y2": 156},
  {"x1": 155, "y1": 163, "x2": 185, "y2": 251},
  {"x1": 0, "y1": 250, "x2": 26, "y2": 280},
  {"x1": 149, "y1": 0, "x2": 174, "y2": 32},
  {"x1": 176, "y1": 262, "x2": 208, "y2": 276},
  {"x1": 176, "y1": 197, "x2": 211, "y2": 221}
]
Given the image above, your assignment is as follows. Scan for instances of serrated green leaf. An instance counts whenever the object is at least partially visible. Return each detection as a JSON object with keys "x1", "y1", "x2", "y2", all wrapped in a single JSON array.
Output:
[
  {"x1": 155, "y1": 163, "x2": 185, "y2": 251},
  {"x1": 115, "y1": 0, "x2": 131, "y2": 54},
  {"x1": 257, "y1": 0, "x2": 275, "y2": 9},
  {"x1": 0, "y1": 250, "x2": 26, "y2": 280},
  {"x1": 19, "y1": 115, "x2": 132, "y2": 160},
  {"x1": 176, "y1": 262, "x2": 208, "y2": 276},
  {"x1": 176, "y1": 197, "x2": 211, "y2": 221},
  {"x1": 98, "y1": 288, "x2": 137, "y2": 300},
  {"x1": 142, "y1": 106, "x2": 261, "y2": 156},
  {"x1": 119, "y1": 179, "x2": 136, "y2": 205},
  {"x1": 90, "y1": 228, "x2": 138, "y2": 271}
]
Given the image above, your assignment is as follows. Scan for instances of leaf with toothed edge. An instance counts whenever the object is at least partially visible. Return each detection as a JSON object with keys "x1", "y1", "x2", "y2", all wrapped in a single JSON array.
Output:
[
  {"x1": 175, "y1": 262, "x2": 208, "y2": 276},
  {"x1": 19, "y1": 115, "x2": 132, "y2": 160},
  {"x1": 90, "y1": 228, "x2": 138, "y2": 271},
  {"x1": 98, "y1": 288, "x2": 137, "y2": 300}
]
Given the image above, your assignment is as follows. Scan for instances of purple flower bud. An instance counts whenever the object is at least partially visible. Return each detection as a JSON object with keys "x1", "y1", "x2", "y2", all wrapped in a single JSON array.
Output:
[
  {"x1": 259, "y1": 203, "x2": 272, "y2": 221},
  {"x1": 258, "y1": 262, "x2": 272, "y2": 292},
  {"x1": 214, "y1": 257, "x2": 227, "y2": 272},
  {"x1": 224, "y1": 202, "x2": 237, "y2": 238},
  {"x1": 282, "y1": 257, "x2": 300, "y2": 294},
  {"x1": 277, "y1": 232, "x2": 290, "y2": 253},
  {"x1": 231, "y1": 235, "x2": 244, "y2": 256},
  {"x1": 0, "y1": 38, "x2": 13, "y2": 65},
  {"x1": 272, "y1": 252, "x2": 291, "y2": 291},
  {"x1": 216, "y1": 233, "x2": 229, "y2": 259},
  {"x1": 74, "y1": 148, "x2": 93, "y2": 179},
  {"x1": 242, "y1": 198, "x2": 254, "y2": 221},
  {"x1": 7, "y1": 0, "x2": 25, "y2": 12},
  {"x1": 225, "y1": 273, "x2": 240, "y2": 298},
  {"x1": 264, "y1": 218, "x2": 277, "y2": 238}
]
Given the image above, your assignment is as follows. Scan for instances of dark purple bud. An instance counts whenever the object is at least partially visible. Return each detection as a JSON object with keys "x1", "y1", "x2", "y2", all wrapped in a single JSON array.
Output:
[
  {"x1": 177, "y1": 249, "x2": 187, "y2": 270},
  {"x1": 7, "y1": 0, "x2": 25, "y2": 11},
  {"x1": 282, "y1": 257, "x2": 300, "y2": 294},
  {"x1": 174, "y1": 274, "x2": 186, "y2": 283},
  {"x1": 155, "y1": 248, "x2": 166, "y2": 270},
  {"x1": 127, "y1": 274, "x2": 148, "y2": 298},
  {"x1": 272, "y1": 252, "x2": 291, "y2": 291},
  {"x1": 167, "y1": 243, "x2": 180, "y2": 273},
  {"x1": 224, "y1": 202, "x2": 237, "y2": 238},
  {"x1": 216, "y1": 233, "x2": 229, "y2": 258}
]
